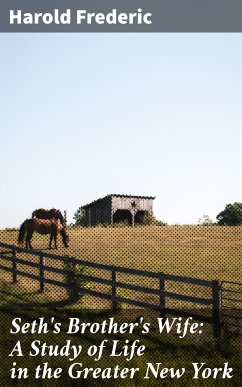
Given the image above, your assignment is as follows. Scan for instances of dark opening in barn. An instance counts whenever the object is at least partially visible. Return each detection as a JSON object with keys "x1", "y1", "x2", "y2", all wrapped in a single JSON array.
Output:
[
  {"x1": 134, "y1": 210, "x2": 147, "y2": 224},
  {"x1": 113, "y1": 209, "x2": 133, "y2": 225}
]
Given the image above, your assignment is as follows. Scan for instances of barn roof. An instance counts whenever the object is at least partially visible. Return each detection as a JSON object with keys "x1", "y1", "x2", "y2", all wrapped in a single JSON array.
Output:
[{"x1": 82, "y1": 194, "x2": 155, "y2": 208}]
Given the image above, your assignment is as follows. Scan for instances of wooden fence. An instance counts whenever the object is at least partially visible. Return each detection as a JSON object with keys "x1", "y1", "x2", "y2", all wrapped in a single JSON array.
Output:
[
  {"x1": 221, "y1": 280, "x2": 242, "y2": 337},
  {"x1": 0, "y1": 242, "x2": 222, "y2": 337}
]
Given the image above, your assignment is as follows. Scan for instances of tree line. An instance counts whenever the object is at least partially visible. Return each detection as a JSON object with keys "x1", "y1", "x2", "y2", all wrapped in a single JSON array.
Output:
[{"x1": 73, "y1": 202, "x2": 242, "y2": 227}]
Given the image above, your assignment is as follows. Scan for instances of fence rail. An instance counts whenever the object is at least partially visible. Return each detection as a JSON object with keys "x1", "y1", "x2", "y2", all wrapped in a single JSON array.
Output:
[
  {"x1": 221, "y1": 280, "x2": 242, "y2": 336},
  {"x1": 0, "y1": 241, "x2": 229, "y2": 337}
]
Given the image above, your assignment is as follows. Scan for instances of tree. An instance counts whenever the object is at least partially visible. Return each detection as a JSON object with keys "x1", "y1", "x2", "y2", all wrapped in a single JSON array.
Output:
[
  {"x1": 198, "y1": 215, "x2": 213, "y2": 226},
  {"x1": 216, "y1": 202, "x2": 242, "y2": 226},
  {"x1": 73, "y1": 207, "x2": 86, "y2": 227}
]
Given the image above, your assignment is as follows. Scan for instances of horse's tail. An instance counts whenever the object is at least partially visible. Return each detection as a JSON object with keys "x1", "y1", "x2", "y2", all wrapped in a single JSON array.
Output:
[{"x1": 18, "y1": 222, "x2": 26, "y2": 244}]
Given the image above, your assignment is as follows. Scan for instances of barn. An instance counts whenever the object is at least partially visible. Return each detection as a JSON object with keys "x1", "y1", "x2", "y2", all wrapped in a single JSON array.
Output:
[{"x1": 82, "y1": 194, "x2": 155, "y2": 226}]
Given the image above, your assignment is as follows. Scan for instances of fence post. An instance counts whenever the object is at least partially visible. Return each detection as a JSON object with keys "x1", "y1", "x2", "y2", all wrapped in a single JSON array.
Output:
[
  {"x1": 12, "y1": 249, "x2": 17, "y2": 284},
  {"x1": 159, "y1": 273, "x2": 166, "y2": 319},
  {"x1": 212, "y1": 280, "x2": 222, "y2": 338},
  {"x1": 39, "y1": 254, "x2": 45, "y2": 293},
  {"x1": 71, "y1": 258, "x2": 78, "y2": 299},
  {"x1": 111, "y1": 270, "x2": 118, "y2": 313}
]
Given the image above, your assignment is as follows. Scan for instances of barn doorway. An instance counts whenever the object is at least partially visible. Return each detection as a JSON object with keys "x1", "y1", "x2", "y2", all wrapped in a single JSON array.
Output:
[{"x1": 113, "y1": 210, "x2": 133, "y2": 225}]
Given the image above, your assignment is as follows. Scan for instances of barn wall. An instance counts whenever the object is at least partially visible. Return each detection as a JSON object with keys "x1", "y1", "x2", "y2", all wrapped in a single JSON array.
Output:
[
  {"x1": 85, "y1": 196, "x2": 112, "y2": 226},
  {"x1": 112, "y1": 196, "x2": 153, "y2": 214},
  {"x1": 84, "y1": 195, "x2": 154, "y2": 226}
]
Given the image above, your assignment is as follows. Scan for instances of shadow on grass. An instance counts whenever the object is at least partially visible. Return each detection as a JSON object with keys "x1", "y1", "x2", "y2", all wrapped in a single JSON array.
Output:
[
  {"x1": 0, "y1": 283, "x2": 241, "y2": 387},
  {"x1": 0, "y1": 281, "x2": 240, "y2": 358},
  {"x1": 0, "y1": 282, "x2": 117, "y2": 331}
]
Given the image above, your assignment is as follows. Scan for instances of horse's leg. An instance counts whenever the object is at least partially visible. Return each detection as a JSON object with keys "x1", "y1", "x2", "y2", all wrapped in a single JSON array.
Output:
[
  {"x1": 26, "y1": 231, "x2": 31, "y2": 249},
  {"x1": 54, "y1": 230, "x2": 58, "y2": 249},
  {"x1": 25, "y1": 232, "x2": 29, "y2": 249},
  {"x1": 49, "y1": 234, "x2": 53, "y2": 249},
  {"x1": 28, "y1": 232, "x2": 33, "y2": 249}
]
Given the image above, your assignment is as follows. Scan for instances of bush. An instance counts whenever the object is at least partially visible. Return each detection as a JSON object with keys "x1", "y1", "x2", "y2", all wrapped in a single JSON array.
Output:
[
  {"x1": 64, "y1": 260, "x2": 93, "y2": 303},
  {"x1": 138, "y1": 212, "x2": 167, "y2": 226}
]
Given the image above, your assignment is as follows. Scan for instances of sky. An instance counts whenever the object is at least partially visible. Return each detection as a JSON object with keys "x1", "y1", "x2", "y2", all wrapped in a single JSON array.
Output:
[{"x1": 0, "y1": 34, "x2": 242, "y2": 228}]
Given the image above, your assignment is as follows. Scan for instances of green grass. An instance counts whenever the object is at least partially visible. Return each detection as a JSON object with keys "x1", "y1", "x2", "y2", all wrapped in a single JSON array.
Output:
[
  {"x1": 0, "y1": 283, "x2": 241, "y2": 387},
  {"x1": 0, "y1": 225, "x2": 241, "y2": 312},
  {"x1": 0, "y1": 226, "x2": 241, "y2": 386}
]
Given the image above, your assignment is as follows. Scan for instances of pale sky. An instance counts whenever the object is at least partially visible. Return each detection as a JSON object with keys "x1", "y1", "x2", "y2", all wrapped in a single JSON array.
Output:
[{"x1": 0, "y1": 34, "x2": 242, "y2": 227}]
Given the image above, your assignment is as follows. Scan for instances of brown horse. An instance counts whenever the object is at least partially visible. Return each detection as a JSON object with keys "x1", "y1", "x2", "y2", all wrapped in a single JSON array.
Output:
[
  {"x1": 32, "y1": 208, "x2": 65, "y2": 225},
  {"x1": 18, "y1": 218, "x2": 69, "y2": 249}
]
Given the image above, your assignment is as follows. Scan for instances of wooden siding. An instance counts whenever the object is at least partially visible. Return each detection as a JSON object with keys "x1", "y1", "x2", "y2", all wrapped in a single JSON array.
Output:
[{"x1": 83, "y1": 195, "x2": 155, "y2": 226}]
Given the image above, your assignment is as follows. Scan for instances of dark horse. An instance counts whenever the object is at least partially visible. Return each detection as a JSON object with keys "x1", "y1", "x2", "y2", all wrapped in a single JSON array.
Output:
[
  {"x1": 32, "y1": 208, "x2": 65, "y2": 225},
  {"x1": 18, "y1": 218, "x2": 69, "y2": 249}
]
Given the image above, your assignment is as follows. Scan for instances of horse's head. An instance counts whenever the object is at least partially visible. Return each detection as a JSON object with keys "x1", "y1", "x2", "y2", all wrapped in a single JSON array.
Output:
[
  {"x1": 50, "y1": 209, "x2": 65, "y2": 224},
  {"x1": 61, "y1": 228, "x2": 69, "y2": 248},
  {"x1": 58, "y1": 211, "x2": 65, "y2": 225}
]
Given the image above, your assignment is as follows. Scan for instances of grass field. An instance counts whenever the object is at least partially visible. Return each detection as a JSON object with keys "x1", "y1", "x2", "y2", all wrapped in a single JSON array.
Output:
[
  {"x1": 0, "y1": 300, "x2": 241, "y2": 387},
  {"x1": 0, "y1": 225, "x2": 241, "y2": 312},
  {"x1": 0, "y1": 226, "x2": 241, "y2": 386},
  {"x1": 0, "y1": 225, "x2": 241, "y2": 282}
]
